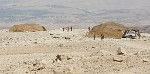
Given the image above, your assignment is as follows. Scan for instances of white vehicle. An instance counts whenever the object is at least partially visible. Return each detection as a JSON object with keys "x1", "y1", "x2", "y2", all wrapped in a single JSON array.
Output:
[{"x1": 122, "y1": 30, "x2": 140, "y2": 39}]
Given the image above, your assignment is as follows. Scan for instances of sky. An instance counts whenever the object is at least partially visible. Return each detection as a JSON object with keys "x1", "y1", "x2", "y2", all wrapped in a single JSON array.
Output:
[
  {"x1": 0, "y1": 0, "x2": 150, "y2": 28},
  {"x1": 1, "y1": 0, "x2": 150, "y2": 10}
]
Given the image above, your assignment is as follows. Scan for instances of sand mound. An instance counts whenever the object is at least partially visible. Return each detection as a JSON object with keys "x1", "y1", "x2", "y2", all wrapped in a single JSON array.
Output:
[
  {"x1": 9, "y1": 23, "x2": 46, "y2": 32},
  {"x1": 88, "y1": 22, "x2": 129, "y2": 39}
]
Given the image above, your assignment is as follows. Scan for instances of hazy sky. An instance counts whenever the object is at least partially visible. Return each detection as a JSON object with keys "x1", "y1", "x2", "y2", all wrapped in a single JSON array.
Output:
[
  {"x1": 1, "y1": 0, "x2": 150, "y2": 10},
  {"x1": 0, "y1": 0, "x2": 150, "y2": 27}
]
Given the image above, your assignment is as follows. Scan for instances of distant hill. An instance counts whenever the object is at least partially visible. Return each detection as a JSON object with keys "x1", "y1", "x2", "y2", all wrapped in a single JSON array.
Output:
[
  {"x1": 129, "y1": 25, "x2": 150, "y2": 34},
  {"x1": 0, "y1": 27, "x2": 9, "y2": 30},
  {"x1": 139, "y1": 26, "x2": 150, "y2": 34}
]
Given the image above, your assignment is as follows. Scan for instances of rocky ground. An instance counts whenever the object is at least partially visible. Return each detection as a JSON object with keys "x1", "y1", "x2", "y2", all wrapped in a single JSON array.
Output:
[{"x1": 0, "y1": 29, "x2": 150, "y2": 74}]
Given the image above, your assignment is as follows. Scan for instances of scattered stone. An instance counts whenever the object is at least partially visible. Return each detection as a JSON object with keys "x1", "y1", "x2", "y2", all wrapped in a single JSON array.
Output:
[
  {"x1": 63, "y1": 67, "x2": 74, "y2": 73},
  {"x1": 133, "y1": 52, "x2": 138, "y2": 55},
  {"x1": 32, "y1": 60, "x2": 40, "y2": 66},
  {"x1": 5, "y1": 44, "x2": 10, "y2": 45},
  {"x1": 65, "y1": 37, "x2": 70, "y2": 40},
  {"x1": 143, "y1": 59, "x2": 150, "y2": 63},
  {"x1": 58, "y1": 44, "x2": 66, "y2": 47},
  {"x1": 53, "y1": 36, "x2": 60, "y2": 38},
  {"x1": 117, "y1": 47, "x2": 126, "y2": 55},
  {"x1": 34, "y1": 42, "x2": 38, "y2": 44},
  {"x1": 55, "y1": 55, "x2": 72, "y2": 61},
  {"x1": 53, "y1": 66, "x2": 77, "y2": 74},
  {"x1": 29, "y1": 60, "x2": 45, "y2": 71},
  {"x1": 92, "y1": 46, "x2": 96, "y2": 48},
  {"x1": 113, "y1": 55, "x2": 124, "y2": 62},
  {"x1": 9, "y1": 38, "x2": 13, "y2": 40},
  {"x1": 56, "y1": 34, "x2": 61, "y2": 35},
  {"x1": 53, "y1": 70, "x2": 73, "y2": 74},
  {"x1": 113, "y1": 69, "x2": 120, "y2": 72},
  {"x1": 50, "y1": 33, "x2": 54, "y2": 35}
]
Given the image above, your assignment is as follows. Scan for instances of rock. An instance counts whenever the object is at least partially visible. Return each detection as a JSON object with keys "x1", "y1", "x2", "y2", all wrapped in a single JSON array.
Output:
[
  {"x1": 92, "y1": 46, "x2": 96, "y2": 48},
  {"x1": 55, "y1": 55, "x2": 72, "y2": 61},
  {"x1": 50, "y1": 33, "x2": 54, "y2": 35},
  {"x1": 63, "y1": 67, "x2": 74, "y2": 73},
  {"x1": 29, "y1": 60, "x2": 45, "y2": 71},
  {"x1": 133, "y1": 52, "x2": 138, "y2": 55},
  {"x1": 143, "y1": 59, "x2": 150, "y2": 62},
  {"x1": 65, "y1": 37, "x2": 70, "y2": 40},
  {"x1": 53, "y1": 36, "x2": 60, "y2": 38},
  {"x1": 58, "y1": 44, "x2": 65, "y2": 47},
  {"x1": 53, "y1": 70, "x2": 72, "y2": 74},
  {"x1": 53, "y1": 67, "x2": 75, "y2": 74},
  {"x1": 32, "y1": 60, "x2": 39, "y2": 67},
  {"x1": 117, "y1": 47, "x2": 126, "y2": 55},
  {"x1": 113, "y1": 55, "x2": 124, "y2": 62},
  {"x1": 34, "y1": 42, "x2": 38, "y2": 44}
]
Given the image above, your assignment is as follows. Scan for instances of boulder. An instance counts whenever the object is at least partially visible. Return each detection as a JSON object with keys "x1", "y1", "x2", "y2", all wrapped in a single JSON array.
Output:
[
  {"x1": 9, "y1": 23, "x2": 46, "y2": 32},
  {"x1": 117, "y1": 47, "x2": 126, "y2": 55},
  {"x1": 113, "y1": 55, "x2": 124, "y2": 62}
]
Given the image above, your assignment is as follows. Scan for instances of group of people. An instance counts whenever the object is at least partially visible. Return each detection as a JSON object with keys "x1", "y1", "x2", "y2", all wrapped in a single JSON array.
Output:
[
  {"x1": 62, "y1": 27, "x2": 73, "y2": 31},
  {"x1": 62, "y1": 26, "x2": 105, "y2": 40}
]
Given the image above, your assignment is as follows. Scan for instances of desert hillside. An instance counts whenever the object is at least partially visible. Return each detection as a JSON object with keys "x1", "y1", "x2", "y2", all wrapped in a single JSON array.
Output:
[
  {"x1": 88, "y1": 22, "x2": 129, "y2": 39},
  {"x1": 0, "y1": 29, "x2": 150, "y2": 74},
  {"x1": 139, "y1": 25, "x2": 150, "y2": 34}
]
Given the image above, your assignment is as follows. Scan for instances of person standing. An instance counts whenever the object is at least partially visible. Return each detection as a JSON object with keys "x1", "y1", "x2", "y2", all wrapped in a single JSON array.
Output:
[
  {"x1": 101, "y1": 34, "x2": 104, "y2": 40},
  {"x1": 94, "y1": 34, "x2": 96, "y2": 40},
  {"x1": 62, "y1": 28, "x2": 65, "y2": 31},
  {"x1": 67, "y1": 27, "x2": 69, "y2": 32},
  {"x1": 88, "y1": 27, "x2": 90, "y2": 32},
  {"x1": 70, "y1": 27, "x2": 73, "y2": 31},
  {"x1": 138, "y1": 32, "x2": 141, "y2": 39}
]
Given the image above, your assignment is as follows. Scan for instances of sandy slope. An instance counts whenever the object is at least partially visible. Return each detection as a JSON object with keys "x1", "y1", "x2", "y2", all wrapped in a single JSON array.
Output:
[{"x1": 0, "y1": 29, "x2": 150, "y2": 74}]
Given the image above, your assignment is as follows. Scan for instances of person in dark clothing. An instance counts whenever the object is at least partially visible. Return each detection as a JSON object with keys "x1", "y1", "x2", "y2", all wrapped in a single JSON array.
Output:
[
  {"x1": 101, "y1": 34, "x2": 104, "y2": 40},
  {"x1": 67, "y1": 27, "x2": 69, "y2": 32},
  {"x1": 94, "y1": 34, "x2": 96, "y2": 40},
  {"x1": 137, "y1": 32, "x2": 141, "y2": 39},
  {"x1": 88, "y1": 27, "x2": 90, "y2": 32},
  {"x1": 70, "y1": 27, "x2": 73, "y2": 31}
]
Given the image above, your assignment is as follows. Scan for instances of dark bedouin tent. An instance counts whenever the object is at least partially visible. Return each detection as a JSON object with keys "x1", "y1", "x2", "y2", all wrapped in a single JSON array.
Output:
[
  {"x1": 88, "y1": 22, "x2": 130, "y2": 39},
  {"x1": 9, "y1": 23, "x2": 46, "y2": 32}
]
